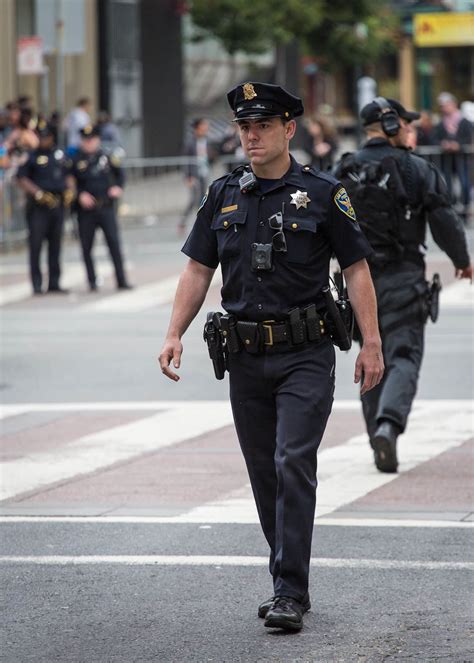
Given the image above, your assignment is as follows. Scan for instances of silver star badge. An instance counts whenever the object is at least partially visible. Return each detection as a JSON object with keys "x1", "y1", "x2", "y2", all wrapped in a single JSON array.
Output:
[{"x1": 290, "y1": 190, "x2": 311, "y2": 210}]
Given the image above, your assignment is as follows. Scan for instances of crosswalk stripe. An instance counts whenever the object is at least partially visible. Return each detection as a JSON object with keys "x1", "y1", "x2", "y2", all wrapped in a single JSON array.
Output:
[
  {"x1": 80, "y1": 270, "x2": 222, "y2": 313},
  {"x1": 440, "y1": 279, "x2": 474, "y2": 308},
  {"x1": 0, "y1": 555, "x2": 471, "y2": 570},
  {"x1": 0, "y1": 400, "x2": 472, "y2": 516},
  {"x1": 0, "y1": 402, "x2": 233, "y2": 502}
]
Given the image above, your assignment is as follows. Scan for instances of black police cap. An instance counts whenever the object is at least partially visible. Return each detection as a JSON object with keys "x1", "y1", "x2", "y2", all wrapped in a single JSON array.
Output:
[
  {"x1": 36, "y1": 120, "x2": 54, "y2": 138},
  {"x1": 79, "y1": 124, "x2": 101, "y2": 138},
  {"x1": 360, "y1": 98, "x2": 420, "y2": 126},
  {"x1": 227, "y1": 82, "x2": 304, "y2": 121}
]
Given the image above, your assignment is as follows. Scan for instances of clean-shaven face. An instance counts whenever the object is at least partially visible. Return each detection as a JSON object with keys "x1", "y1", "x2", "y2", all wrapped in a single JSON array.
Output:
[{"x1": 237, "y1": 117, "x2": 295, "y2": 167}]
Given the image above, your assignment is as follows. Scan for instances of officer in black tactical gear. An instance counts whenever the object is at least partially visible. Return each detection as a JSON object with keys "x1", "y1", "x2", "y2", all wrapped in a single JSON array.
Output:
[
  {"x1": 334, "y1": 97, "x2": 472, "y2": 474},
  {"x1": 17, "y1": 122, "x2": 74, "y2": 295},
  {"x1": 159, "y1": 82, "x2": 384, "y2": 632},
  {"x1": 67, "y1": 125, "x2": 132, "y2": 291}
]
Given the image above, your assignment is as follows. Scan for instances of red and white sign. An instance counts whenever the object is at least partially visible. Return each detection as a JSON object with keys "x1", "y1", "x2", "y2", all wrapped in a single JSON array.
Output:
[{"x1": 17, "y1": 37, "x2": 44, "y2": 75}]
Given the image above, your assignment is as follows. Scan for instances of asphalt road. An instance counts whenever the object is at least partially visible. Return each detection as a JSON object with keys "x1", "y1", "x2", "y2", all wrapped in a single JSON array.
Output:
[{"x1": 0, "y1": 217, "x2": 473, "y2": 662}]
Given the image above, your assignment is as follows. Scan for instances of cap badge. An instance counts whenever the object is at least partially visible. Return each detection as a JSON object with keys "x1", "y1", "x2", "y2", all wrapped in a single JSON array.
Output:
[
  {"x1": 290, "y1": 190, "x2": 311, "y2": 210},
  {"x1": 243, "y1": 83, "x2": 257, "y2": 101}
]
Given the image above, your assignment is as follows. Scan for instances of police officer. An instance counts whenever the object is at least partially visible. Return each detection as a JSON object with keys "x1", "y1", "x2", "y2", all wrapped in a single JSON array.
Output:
[
  {"x1": 17, "y1": 121, "x2": 73, "y2": 295},
  {"x1": 334, "y1": 97, "x2": 472, "y2": 473},
  {"x1": 159, "y1": 82, "x2": 384, "y2": 631},
  {"x1": 68, "y1": 125, "x2": 132, "y2": 291}
]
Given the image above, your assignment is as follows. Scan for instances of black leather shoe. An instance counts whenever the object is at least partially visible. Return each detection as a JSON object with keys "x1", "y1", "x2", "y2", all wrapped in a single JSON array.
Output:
[
  {"x1": 117, "y1": 283, "x2": 133, "y2": 290},
  {"x1": 258, "y1": 592, "x2": 310, "y2": 619},
  {"x1": 264, "y1": 596, "x2": 307, "y2": 631},
  {"x1": 371, "y1": 421, "x2": 399, "y2": 473}
]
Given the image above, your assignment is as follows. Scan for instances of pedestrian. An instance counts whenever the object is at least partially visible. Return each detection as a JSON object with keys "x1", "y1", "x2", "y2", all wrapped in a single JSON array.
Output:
[
  {"x1": 16, "y1": 121, "x2": 74, "y2": 295},
  {"x1": 159, "y1": 82, "x2": 384, "y2": 631},
  {"x1": 96, "y1": 110, "x2": 122, "y2": 149},
  {"x1": 67, "y1": 125, "x2": 132, "y2": 292},
  {"x1": 4, "y1": 107, "x2": 39, "y2": 166},
  {"x1": 415, "y1": 110, "x2": 434, "y2": 147},
  {"x1": 431, "y1": 92, "x2": 473, "y2": 220},
  {"x1": 303, "y1": 113, "x2": 338, "y2": 171},
  {"x1": 178, "y1": 118, "x2": 212, "y2": 234},
  {"x1": 334, "y1": 97, "x2": 472, "y2": 473},
  {"x1": 65, "y1": 97, "x2": 91, "y2": 156}
]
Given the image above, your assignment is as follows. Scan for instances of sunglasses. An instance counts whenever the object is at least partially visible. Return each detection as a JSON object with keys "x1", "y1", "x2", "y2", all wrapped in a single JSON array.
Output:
[{"x1": 268, "y1": 212, "x2": 287, "y2": 253}]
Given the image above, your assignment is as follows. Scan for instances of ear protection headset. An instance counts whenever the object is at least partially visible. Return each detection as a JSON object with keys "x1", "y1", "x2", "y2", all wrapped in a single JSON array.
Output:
[{"x1": 373, "y1": 96, "x2": 400, "y2": 136}]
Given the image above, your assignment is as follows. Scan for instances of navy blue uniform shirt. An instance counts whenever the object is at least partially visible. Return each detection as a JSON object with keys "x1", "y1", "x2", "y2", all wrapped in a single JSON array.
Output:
[
  {"x1": 17, "y1": 147, "x2": 70, "y2": 193},
  {"x1": 182, "y1": 156, "x2": 372, "y2": 321},
  {"x1": 70, "y1": 150, "x2": 124, "y2": 199}
]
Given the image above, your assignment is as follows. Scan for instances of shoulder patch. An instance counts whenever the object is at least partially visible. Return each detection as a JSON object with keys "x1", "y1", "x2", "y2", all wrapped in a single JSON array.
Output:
[{"x1": 334, "y1": 187, "x2": 356, "y2": 221}]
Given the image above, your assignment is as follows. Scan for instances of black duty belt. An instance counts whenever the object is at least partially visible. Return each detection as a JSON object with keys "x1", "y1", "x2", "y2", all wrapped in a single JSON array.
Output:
[{"x1": 220, "y1": 306, "x2": 327, "y2": 354}]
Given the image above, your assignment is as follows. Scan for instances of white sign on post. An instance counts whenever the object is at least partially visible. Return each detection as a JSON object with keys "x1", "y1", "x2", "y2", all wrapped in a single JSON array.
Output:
[{"x1": 17, "y1": 37, "x2": 44, "y2": 75}]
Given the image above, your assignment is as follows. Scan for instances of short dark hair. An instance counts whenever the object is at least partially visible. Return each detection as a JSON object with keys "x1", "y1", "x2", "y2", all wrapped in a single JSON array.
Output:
[{"x1": 77, "y1": 97, "x2": 91, "y2": 107}]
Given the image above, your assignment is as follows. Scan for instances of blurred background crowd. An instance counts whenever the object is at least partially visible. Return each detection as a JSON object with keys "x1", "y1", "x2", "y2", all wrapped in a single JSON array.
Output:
[{"x1": 0, "y1": 0, "x2": 473, "y2": 246}]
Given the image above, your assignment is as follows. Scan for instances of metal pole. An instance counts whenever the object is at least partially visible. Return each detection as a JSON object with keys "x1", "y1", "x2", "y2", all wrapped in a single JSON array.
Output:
[{"x1": 55, "y1": 0, "x2": 65, "y2": 146}]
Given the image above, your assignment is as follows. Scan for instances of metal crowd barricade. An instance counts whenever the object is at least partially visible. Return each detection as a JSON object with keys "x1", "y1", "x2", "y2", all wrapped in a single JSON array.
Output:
[
  {"x1": 415, "y1": 144, "x2": 473, "y2": 219},
  {"x1": 0, "y1": 166, "x2": 28, "y2": 249},
  {"x1": 121, "y1": 156, "x2": 210, "y2": 221},
  {"x1": 1, "y1": 146, "x2": 472, "y2": 249}
]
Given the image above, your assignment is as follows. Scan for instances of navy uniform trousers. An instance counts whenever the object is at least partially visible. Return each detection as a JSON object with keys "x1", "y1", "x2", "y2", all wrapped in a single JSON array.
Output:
[
  {"x1": 228, "y1": 338, "x2": 335, "y2": 601},
  {"x1": 361, "y1": 264, "x2": 426, "y2": 438},
  {"x1": 27, "y1": 204, "x2": 64, "y2": 292},
  {"x1": 77, "y1": 207, "x2": 127, "y2": 288}
]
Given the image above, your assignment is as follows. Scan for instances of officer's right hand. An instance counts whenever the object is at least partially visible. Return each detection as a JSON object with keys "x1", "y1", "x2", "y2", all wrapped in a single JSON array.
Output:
[
  {"x1": 79, "y1": 191, "x2": 96, "y2": 210},
  {"x1": 158, "y1": 337, "x2": 183, "y2": 382}
]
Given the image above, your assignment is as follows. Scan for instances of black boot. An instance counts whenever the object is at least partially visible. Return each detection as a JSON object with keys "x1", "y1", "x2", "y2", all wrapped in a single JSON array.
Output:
[
  {"x1": 264, "y1": 596, "x2": 307, "y2": 631},
  {"x1": 258, "y1": 592, "x2": 310, "y2": 619},
  {"x1": 371, "y1": 420, "x2": 400, "y2": 473}
]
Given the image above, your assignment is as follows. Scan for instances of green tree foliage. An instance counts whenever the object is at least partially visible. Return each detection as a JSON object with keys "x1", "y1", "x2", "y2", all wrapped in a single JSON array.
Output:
[{"x1": 189, "y1": 0, "x2": 397, "y2": 66}]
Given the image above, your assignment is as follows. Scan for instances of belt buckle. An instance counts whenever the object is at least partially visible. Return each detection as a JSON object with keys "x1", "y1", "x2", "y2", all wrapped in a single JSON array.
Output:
[{"x1": 262, "y1": 320, "x2": 275, "y2": 346}]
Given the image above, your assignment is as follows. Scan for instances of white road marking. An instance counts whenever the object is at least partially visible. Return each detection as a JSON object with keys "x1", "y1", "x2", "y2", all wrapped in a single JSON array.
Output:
[
  {"x1": 161, "y1": 401, "x2": 473, "y2": 524},
  {"x1": 80, "y1": 270, "x2": 222, "y2": 313},
  {"x1": 0, "y1": 555, "x2": 472, "y2": 570},
  {"x1": 0, "y1": 516, "x2": 471, "y2": 528},
  {"x1": 1, "y1": 398, "x2": 469, "y2": 420},
  {"x1": 0, "y1": 400, "x2": 472, "y2": 520},
  {"x1": 440, "y1": 279, "x2": 474, "y2": 309},
  {"x1": 0, "y1": 263, "x2": 115, "y2": 306},
  {"x1": 0, "y1": 402, "x2": 234, "y2": 502}
]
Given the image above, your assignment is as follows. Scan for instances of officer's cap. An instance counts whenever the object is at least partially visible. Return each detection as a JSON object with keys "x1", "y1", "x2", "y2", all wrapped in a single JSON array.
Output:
[
  {"x1": 79, "y1": 124, "x2": 101, "y2": 138},
  {"x1": 36, "y1": 120, "x2": 54, "y2": 138},
  {"x1": 360, "y1": 98, "x2": 420, "y2": 126},
  {"x1": 227, "y1": 82, "x2": 304, "y2": 121}
]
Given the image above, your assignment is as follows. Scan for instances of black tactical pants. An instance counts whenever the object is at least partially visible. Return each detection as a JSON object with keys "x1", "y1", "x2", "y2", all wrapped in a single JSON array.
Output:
[
  {"x1": 27, "y1": 204, "x2": 64, "y2": 292},
  {"x1": 228, "y1": 339, "x2": 335, "y2": 601},
  {"x1": 362, "y1": 266, "x2": 427, "y2": 438},
  {"x1": 77, "y1": 207, "x2": 127, "y2": 288}
]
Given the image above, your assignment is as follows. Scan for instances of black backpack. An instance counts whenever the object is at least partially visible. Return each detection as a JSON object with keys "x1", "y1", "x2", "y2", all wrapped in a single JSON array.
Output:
[{"x1": 337, "y1": 152, "x2": 423, "y2": 265}]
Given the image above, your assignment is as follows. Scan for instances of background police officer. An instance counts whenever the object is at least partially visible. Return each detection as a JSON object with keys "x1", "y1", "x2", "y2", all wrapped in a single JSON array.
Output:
[
  {"x1": 334, "y1": 97, "x2": 472, "y2": 473},
  {"x1": 159, "y1": 82, "x2": 384, "y2": 632},
  {"x1": 17, "y1": 122, "x2": 73, "y2": 295},
  {"x1": 68, "y1": 125, "x2": 132, "y2": 291}
]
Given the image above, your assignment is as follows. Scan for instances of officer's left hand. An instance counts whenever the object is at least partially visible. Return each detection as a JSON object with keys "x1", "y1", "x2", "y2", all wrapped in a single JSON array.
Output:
[
  {"x1": 108, "y1": 186, "x2": 123, "y2": 199},
  {"x1": 354, "y1": 341, "x2": 384, "y2": 395},
  {"x1": 456, "y1": 265, "x2": 473, "y2": 282}
]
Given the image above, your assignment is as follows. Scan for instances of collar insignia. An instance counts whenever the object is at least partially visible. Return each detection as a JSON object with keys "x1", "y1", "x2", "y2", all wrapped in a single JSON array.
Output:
[
  {"x1": 290, "y1": 190, "x2": 311, "y2": 210},
  {"x1": 243, "y1": 83, "x2": 257, "y2": 101}
]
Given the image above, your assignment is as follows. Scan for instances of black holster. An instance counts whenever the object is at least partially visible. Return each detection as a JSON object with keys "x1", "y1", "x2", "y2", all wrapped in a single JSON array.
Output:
[
  {"x1": 322, "y1": 286, "x2": 353, "y2": 351},
  {"x1": 427, "y1": 273, "x2": 442, "y2": 323},
  {"x1": 203, "y1": 312, "x2": 227, "y2": 380}
]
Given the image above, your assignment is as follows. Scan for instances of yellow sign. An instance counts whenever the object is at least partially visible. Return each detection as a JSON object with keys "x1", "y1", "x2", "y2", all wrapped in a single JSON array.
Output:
[{"x1": 414, "y1": 12, "x2": 474, "y2": 47}]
